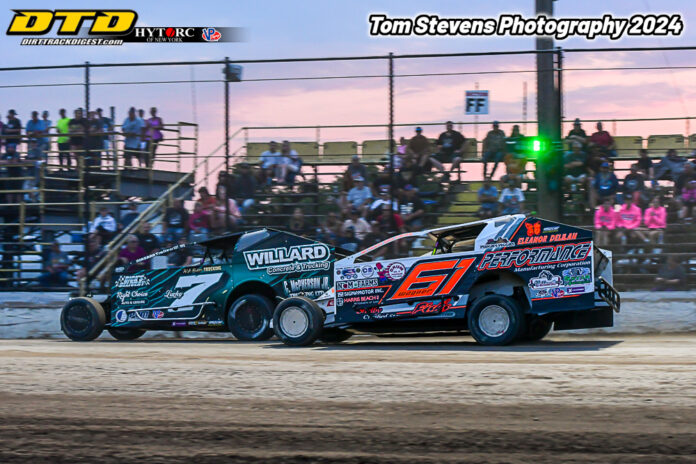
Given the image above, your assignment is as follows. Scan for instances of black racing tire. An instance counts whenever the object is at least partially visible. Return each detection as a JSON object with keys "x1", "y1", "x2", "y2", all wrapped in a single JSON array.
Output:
[
  {"x1": 318, "y1": 328, "x2": 353, "y2": 344},
  {"x1": 227, "y1": 294, "x2": 275, "y2": 341},
  {"x1": 467, "y1": 294, "x2": 525, "y2": 346},
  {"x1": 60, "y1": 297, "x2": 106, "y2": 342},
  {"x1": 107, "y1": 327, "x2": 147, "y2": 340},
  {"x1": 273, "y1": 296, "x2": 324, "y2": 347},
  {"x1": 521, "y1": 315, "x2": 553, "y2": 342}
]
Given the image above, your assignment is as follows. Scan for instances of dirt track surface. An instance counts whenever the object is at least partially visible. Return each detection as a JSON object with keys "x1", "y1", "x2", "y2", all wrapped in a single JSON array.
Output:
[{"x1": 1, "y1": 334, "x2": 695, "y2": 463}]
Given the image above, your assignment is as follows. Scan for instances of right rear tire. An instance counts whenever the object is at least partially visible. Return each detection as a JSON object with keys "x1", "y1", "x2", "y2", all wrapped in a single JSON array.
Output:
[
  {"x1": 273, "y1": 296, "x2": 324, "y2": 346},
  {"x1": 60, "y1": 297, "x2": 106, "y2": 341}
]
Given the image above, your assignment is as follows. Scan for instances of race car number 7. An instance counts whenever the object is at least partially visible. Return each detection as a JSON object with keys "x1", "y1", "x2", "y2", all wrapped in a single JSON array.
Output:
[{"x1": 170, "y1": 273, "x2": 224, "y2": 310}]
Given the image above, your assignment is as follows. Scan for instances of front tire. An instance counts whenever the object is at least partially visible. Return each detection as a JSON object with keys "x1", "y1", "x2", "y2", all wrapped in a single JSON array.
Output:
[
  {"x1": 227, "y1": 294, "x2": 275, "y2": 341},
  {"x1": 107, "y1": 327, "x2": 146, "y2": 340},
  {"x1": 60, "y1": 297, "x2": 106, "y2": 341},
  {"x1": 273, "y1": 296, "x2": 324, "y2": 346},
  {"x1": 467, "y1": 294, "x2": 525, "y2": 346}
]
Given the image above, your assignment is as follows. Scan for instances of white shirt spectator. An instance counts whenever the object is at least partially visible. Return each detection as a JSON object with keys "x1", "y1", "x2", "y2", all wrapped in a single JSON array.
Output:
[
  {"x1": 369, "y1": 197, "x2": 398, "y2": 212},
  {"x1": 342, "y1": 218, "x2": 371, "y2": 241},
  {"x1": 260, "y1": 150, "x2": 282, "y2": 169},
  {"x1": 89, "y1": 214, "x2": 117, "y2": 233}
]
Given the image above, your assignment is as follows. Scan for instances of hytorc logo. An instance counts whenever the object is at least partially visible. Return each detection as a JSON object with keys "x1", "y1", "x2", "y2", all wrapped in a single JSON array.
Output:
[{"x1": 7, "y1": 10, "x2": 137, "y2": 35}]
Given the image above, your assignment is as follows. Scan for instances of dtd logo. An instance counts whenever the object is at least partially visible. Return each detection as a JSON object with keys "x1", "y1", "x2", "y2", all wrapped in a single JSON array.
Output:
[{"x1": 7, "y1": 10, "x2": 138, "y2": 35}]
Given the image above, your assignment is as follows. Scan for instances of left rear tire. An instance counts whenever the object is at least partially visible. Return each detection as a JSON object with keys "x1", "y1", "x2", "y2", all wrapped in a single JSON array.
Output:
[
  {"x1": 227, "y1": 294, "x2": 275, "y2": 341},
  {"x1": 108, "y1": 327, "x2": 146, "y2": 340}
]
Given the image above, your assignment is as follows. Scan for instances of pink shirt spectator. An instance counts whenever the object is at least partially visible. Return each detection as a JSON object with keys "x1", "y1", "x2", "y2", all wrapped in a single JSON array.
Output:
[
  {"x1": 589, "y1": 131, "x2": 614, "y2": 148},
  {"x1": 643, "y1": 206, "x2": 666, "y2": 229},
  {"x1": 682, "y1": 186, "x2": 696, "y2": 203},
  {"x1": 146, "y1": 116, "x2": 163, "y2": 141},
  {"x1": 594, "y1": 206, "x2": 617, "y2": 230},
  {"x1": 617, "y1": 203, "x2": 642, "y2": 229}
]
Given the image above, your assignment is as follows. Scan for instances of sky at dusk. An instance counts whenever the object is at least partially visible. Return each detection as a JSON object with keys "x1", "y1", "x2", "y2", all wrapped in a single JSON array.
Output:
[{"x1": 0, "y1": 0, "x2": 694, "y2": 171}]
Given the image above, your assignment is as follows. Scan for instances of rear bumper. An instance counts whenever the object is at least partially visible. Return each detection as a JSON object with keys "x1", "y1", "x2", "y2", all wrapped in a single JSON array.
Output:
[{"x1": 596, "y1": 277, "x2": 621, "y2": 313}]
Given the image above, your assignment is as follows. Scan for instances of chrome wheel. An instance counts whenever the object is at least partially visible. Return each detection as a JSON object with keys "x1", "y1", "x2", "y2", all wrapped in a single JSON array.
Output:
[
  {"x1": 279, "y1": 306, "x2": 309, "y2": 338},
  {"x1": 478, "y1": 305, "x2": 510, "y2": 338}
]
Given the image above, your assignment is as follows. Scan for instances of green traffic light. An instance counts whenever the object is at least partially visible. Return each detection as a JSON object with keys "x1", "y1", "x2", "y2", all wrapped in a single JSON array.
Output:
[{"x1": 532, "y1": 139, "x2": 542, "y2": 152}]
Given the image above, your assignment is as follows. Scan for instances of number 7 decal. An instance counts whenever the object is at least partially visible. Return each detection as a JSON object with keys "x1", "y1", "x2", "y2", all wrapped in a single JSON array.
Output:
[
  {"x1": 390, "y1": 258, "x2": 475, "y2": 300},
  {"x1": 170, "y1": 273, "x2": 223, "y2": 310}
]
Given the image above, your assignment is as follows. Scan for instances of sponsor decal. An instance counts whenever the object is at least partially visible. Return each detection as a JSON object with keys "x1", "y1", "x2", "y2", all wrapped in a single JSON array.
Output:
[
  {"x1": 528, "y1": 270, "x2": 563, "y2": 290},
  {"x1": 391, "y1": 258, "x2": 474, "y2": 301},
  {"x1": 481, "y1": 238, "x2": 515, "y2": 249},
  {"x1": 356, "y1": 306, "x2": 383, "y2": 315},
  {"x1": 550, "y1": 288, "x2": 565, "y2": 298},
  {"x1": 164, "y1": 289, "x2": 185, "y2": 299},
  {"x1": 338, "y1": 286, "x2": 389, "y2": 299},
  {"x1": 337, "y1": 278, "x2": 379, "y2": 290},
  {"x1": 283, "y1": 276, "x2": 330, "y2": 298},
  {"x1": 202, "y1": 27, "x2": 221, "y2": 41},
  {"x1": 525, "y1": 221, "x2": 541, "y2": 236},
  {"x1": 115, "y1": 274, "x2": 150, "y2": 288},
  {"x1": 337, "y1": 267, "x2": 360, "y2": 280},
  {"x1": 115, "y1": 290, "x2": 148, "y2": 305},
  {"x1": 566, "y1": 286, "x2": 587, "y2": 294},
  {"x1": 152, "y1": 310, "x2": 164, "y2": 319},
  {"x1": 137, "y1": 310, "x2": 150, "y2": 320},
  {"x1": 386, "y1": 262, "x2": 406, "y2": 280},
  {"x1": 171, "y1": 321, "x2": 187, "y2": 327},
  {"x1": 182, "y1": 265, "x2": 222, "y2": 274},
  {"x1": 400, "y1": 298, "x2": 454, "y2": 316},
  {"x1": 114, "y1": 309, "x2": 128, "y2": 323},
  {"x1": 208, "y1": 320, "x2": 225, "y2": 326},
  {"x1": 360, "y1": 264, "x2": 375, "y2": 277},
  {"x1": 244, "y1": 244, "x2": 331, "y2": 275},
  {"x1": 517, "y1": 232, "x2": 579, "y2": 245},
  {"x1": 562, "y1": 267, "x2": 592, "y2": 284},
  {"x1": 188, "y1": 320, "x2": 208, "y2": 326},
  {"x1": 542, "y1": 226, "x2": 560, "y2": 234},
  {"x1": 477, "y1": 242, "x2": 592, "y2": 271}
]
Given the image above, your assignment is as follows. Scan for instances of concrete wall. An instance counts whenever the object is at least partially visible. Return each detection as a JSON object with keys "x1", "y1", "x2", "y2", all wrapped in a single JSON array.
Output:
[{"x1": 1, "y1": 291, "x2": 695, "y2": 339}]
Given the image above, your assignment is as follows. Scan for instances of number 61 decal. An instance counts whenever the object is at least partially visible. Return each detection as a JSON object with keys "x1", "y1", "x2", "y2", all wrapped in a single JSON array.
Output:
[{"x1": 390, "y1": 258, "x2": 474, "y2": 301}]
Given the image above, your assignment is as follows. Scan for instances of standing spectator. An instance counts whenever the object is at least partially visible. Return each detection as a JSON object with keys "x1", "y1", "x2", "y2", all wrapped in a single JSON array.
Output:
[
  {"x1": 231, "y1": 163, "x2": 257, "y2": 214},
  {"x1": 137, "y1": 222, "x2": 160, "y2": 255},
  {"x1": 622, "y1": 164, "x2": 647, "y2": 205},
  {"x1": 399, "y1": 185, "x2": 425, "y2": 231},
  {"x1": 502, "y1": 125, "x2": 527, "y2": 186},
  {"x1": 435, "y1": 121, "x2": 465, "y2": 182},
  {"x1": 189, "y1": 202, "x2": 211, "y2": 240},
  {"x1": 477, "y1": 178, "x2": 499, "y2": 218},
  {"x1": 281, "y1": 142, "x2": 303, "y2": 185},
  {"x1": 163, "y1": 199, "x2": 189, "y2": 242},
  {"x1": 118, "y1": 235, "x2": 148, "y2": 272},
  {"x1": 499, "y1": 179, "x2": 525, "y2": 215},
  {"x1": 566, "y1": 118, "x2": 587, "y2": 147},
  {"x1": 643, "y1": 196, "x2": 667, "y2": 244},
  {"x1": 259, "y1": 141, "x2": 281, "y2": 185},
  {"x1": 197, "y1": 187, "x2": 217, "y2": 211},
  {"x1": 25, "y1": 111, "x2": 46, "y2": 146},
  {"x1": 615, "y1": 196, "x2": 647, "y2": 243},
  {"x1": 167, "y1": 236, "x2": 193, "y2": 267},
  {"x1": 653, "y1": 149, "x2": 686, "y2": 182},
  {"x1": 96, "y1": 108, "x2": 113, "y2": 156},
  {"x1": 38, "y1": 242, "x2": 71, "y2": 287},
  {"x1": 636, "y1": 149, "x2": 654, "y2": 183},
  {"x1": 89, "y1": 207, "x2": 118, "y2": 242},
  {"x1": 591, "y1": 162, "x2": 619, "y2": 207},
  {"x1": 589, "y1": 121, "x2": 617, "y2": 157},
  {"x1": 121, "y1": 202, "x2": 139, "y2": 228},
  {"x1": 482, "y1": 121, "x2": 506, "y2": 178},
  {"x1": 56, "y1": 108, "x2": 72, "y2": 169},
  {"x1": 4, "y1": 110, "x2": 22, "y2": 149},
  {"x1": 342, "y1": 154, "x2": 368, "y2": 191},
  {"x1": 563, "y1": 141, "x2": 588, "y2": 192},
  {"x1": 342, "y1": 208, "x2": 371, "y2": 242},
  {"x1": 679, "y1": 180, "x2": 696, "y2": 223},
  {"x1": 145, "y1": 107, "x2": 164, "y2": 167},
  {"x1": 75, "y1": 235, "x2": 107, "y2": 289},
  {"x1": 68, "y1": 108, "x2": 88, "y2": 167},
  {"x1": 122, "y1": 107, "x2": 145, "y2": 167},
  {"x1": 653, "y1": 256, "x2": 686, "y2": 291},
  {"x1": 1, "y1": 144, "x2": 23, "y2": 204},
  {"x1": 41, "y1": 110, "x2": 52, "y2": 153},
  {"x1": 86, "y1": 111, "x2": 103, "y2": 167},
  {"x1": 408, "y1": 127, "x2": 441, "y2": 174},
  {"x1": 594, "y1": 199, "x2": 617, "y2": 246},
  {"x1": 345, "y1": 176, "x2": 372, "y2": 214},
  {"x1": 288, "y1": 207, "x2": 309, "y2": 236}
]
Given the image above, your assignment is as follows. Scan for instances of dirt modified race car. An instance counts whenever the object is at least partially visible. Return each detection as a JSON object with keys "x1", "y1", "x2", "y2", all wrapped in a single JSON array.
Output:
[
  {"x1": 61, "y1": 215, "x2": 619, "y2": 346},
  {"x1": 272, "y1": 214, "x2": 620, "y2": 346},
  {"x1": 60, "y1": 229, "x2": 345, "y2": 341}
]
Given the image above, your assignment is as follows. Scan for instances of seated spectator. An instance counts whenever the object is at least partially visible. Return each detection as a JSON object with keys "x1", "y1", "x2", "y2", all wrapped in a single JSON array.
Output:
[
  {"x1": 137, "y1": 222, "x2": 160, "y2": 255},
  {"x1": 75, "y1": 235, "x2": 107, "y2": 289},
  {"x1": 121, "y1": 107, "x2": 145, "y2": 167},
  {"x1": 586, "y1": 144, "x2": 609, "y2": 178},
  {"x1": 636, "y1": 149, "x2": 655, "y2": 184},
  {"x1": 1, "y1": 144, "x2": 24, "y2": 204},
  {"x1": 362, "y1": 220, "x2": 388, "y2": 248},
  {"x1": 566, "y1": 118, "x2": 587, "y2": 147},
  {"x1": 482, "y1": 121, "x2": 506, "y2": 178},
  {"x1": 654, "y1": 149, "x2": 686, "y2": 182},
  {"x1": 163, "y1": 199, "x2": 189, "y2": 242},
  {"x1": 622, "y1": 164, "x2": 647, "y2": 206},
  {"x1": 89, "y1": 207, "x2": 117, "y2": 242},
  {"x1": 397, "y1": 156, "x2": 419, "y2": 187},
  {"x1": 345, "y1": 176, "x2": 372, "y2": 215},
  {"x1": 197, "y1": 187, "x2": 217, "y2": 212},
  {"x1": 679, "y1": 180, "x2": 696, "y2": 223},
  {"x1": 408, "y1": 127, "x2": 443, "y2": 174},
  {"x1": 368, "y1": 188, "x2": 398, "y2": 220},
  {"x1": 280, "y1": 142, "x2": 303, "y2": 185},
  {"x1": 167, "y1": 237, "x2": 193, "y2": 267},
  {"x1": 499, "y1": 179, "x2": 525, "y2": 215},
  {"x1": 118, "y1": 235, "x2": 148, "y2": 272},
  {"x1": 477, "y1": 178, "x2": 499, "y2": 219},
  {"x1": 588, "y1": 121, "x2": 617, "y2": 157},
  {"x1": 231, "y1": 162, "x2": 257, "y2": 214},
  {"x1": 371, "y1": 170, "x2": 393, "y2": 197},
  {"x1": 591, "y1": 162, "x2": 618, "y2": 207},
  {"x1": 38, "y1": 242, "x2": 71, "y2": 287},
  {"x1": 399, "y1": 185, "x2": 425, "y2": 231},
  {"x1": 594, "y1": 199, "x2": 617, "y2": 246},
  {"x1": 211, "y1": 193, "x2": 241, "y2": 232},
  {"x1": 615, "y1": 195, "x2": 647, "y2": 243},
  {"x1": 189, "y1": 202, "x2": 211, "y2": 240},
  {"x1": 259, "y1": 141, "x2": 281, "y2": 185},
  {"x1": 338, "y1": 225, "x2": 360, "y2": 252},
  {"x1": 502, "y1": 125, "x2": 527, "y2": 186},
  {"x1": 56, "y1": 108, "x2": 72, "y2": 169},
  {"x1": 675, "y1": 163, "x2": 696, "y2": 197},
  {"x1": 653, "y1": 256, "x2": 686, "y2": 291},
  {"x1": 343, "y1": 155, "x2": 368, "y2": 191},
  {"x1": 341, "y1": 209, "x2": 371, "y2": 250},
  {"x1": 288, "y1": 207, "x2": 308, "y2": 236},
  {"x1": 317, "y1": 211, "x2": 341, "y2": 246},
  {"x1": 121, "y1": 202, "x2": 139, "y2": 229},
  {"x1": 563, "y1": 141, "x2": 588, "y2": 192},
  {"x1": 435, "y1": 121, "x2": 465, "y2": 182},
  {"x1": 643, "y1": 196, "x2": 667, "y2": 244}
]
